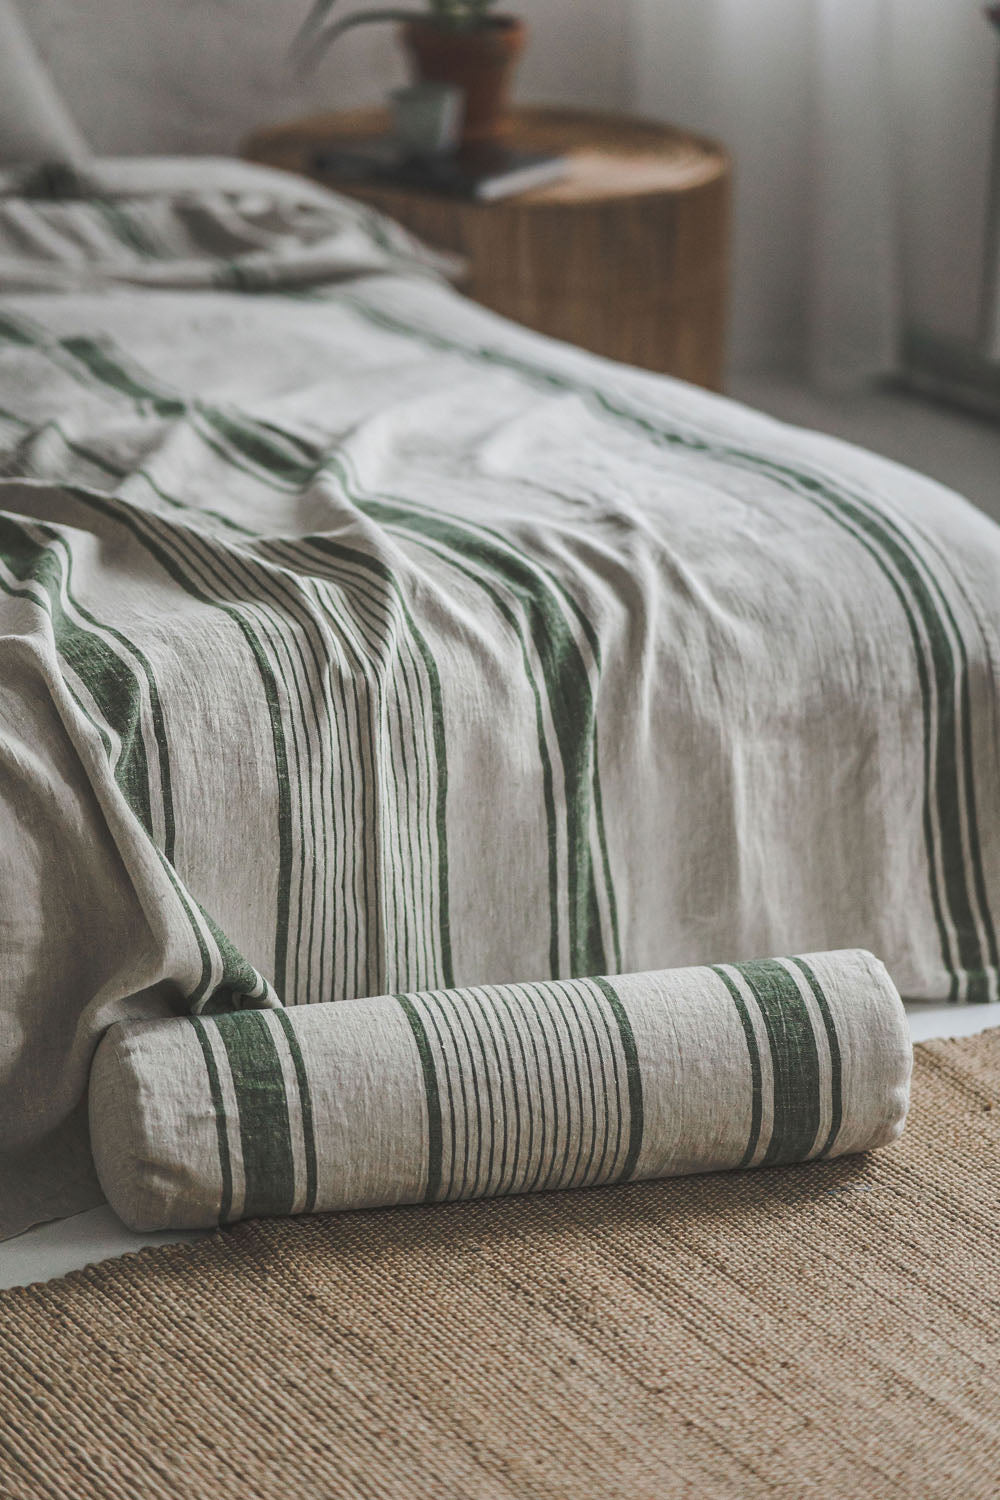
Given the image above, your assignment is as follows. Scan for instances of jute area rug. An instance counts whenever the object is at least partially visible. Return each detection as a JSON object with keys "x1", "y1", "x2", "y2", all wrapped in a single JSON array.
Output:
[{"x1": 3, "y1": 1033, "x2": 1000, "y2": 1500}]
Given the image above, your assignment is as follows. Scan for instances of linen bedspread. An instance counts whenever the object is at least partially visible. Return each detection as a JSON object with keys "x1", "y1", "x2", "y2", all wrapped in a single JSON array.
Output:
[{"x1": 1, "y1": 157, "x2": 998, "y2": 1238}]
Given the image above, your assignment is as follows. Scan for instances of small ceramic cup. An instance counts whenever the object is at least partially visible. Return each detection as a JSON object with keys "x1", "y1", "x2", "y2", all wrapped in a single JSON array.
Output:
[{"x1": 389, "y1": 82, "x2": 465, "y2": 158}]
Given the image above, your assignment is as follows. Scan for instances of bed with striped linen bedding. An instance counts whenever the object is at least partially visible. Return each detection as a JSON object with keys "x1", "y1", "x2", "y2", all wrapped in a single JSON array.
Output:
[{"x1": 0, "y1": 156, "x2": 996, "y2": 1239}]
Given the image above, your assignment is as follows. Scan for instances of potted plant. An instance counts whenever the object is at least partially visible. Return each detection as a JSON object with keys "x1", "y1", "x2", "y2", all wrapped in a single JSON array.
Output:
[{"x1": 294, "y1": 1, "x2": 526, "y2": 147}]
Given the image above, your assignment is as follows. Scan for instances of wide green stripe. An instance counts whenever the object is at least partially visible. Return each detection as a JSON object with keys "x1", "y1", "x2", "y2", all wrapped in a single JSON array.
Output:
[
  {"x1": 788, "y1": 957, "x2": 843, "y2": 1158},
  {"x1": 396, "y1": 994, "x2": 443, "y2": 1204},
  {"x1": 734, "y1": 959, "x2": 822, "y2": 1166},
  {"x1": 710, "y1": 966, "x2": 764, "y2": 1169},
  {"x1": 6, "y1": 528, "x2": 223, "y2": 1014},
  {"x1": 59, "y1": 335, "x2": 185, "y2": 417},
  {"x1": 273, "y1": 1008, "x2": 318, "y2": 1212},
  {"x1": 212, "y1": 1012, "x2": 295, "y2": 1219},
  {"x1": 59, "y1": 486, "x2": 296, "y2": 1003},
  {"x1": 1, "y1": 479, "x2": 276, "y2": 1011},
  {"x1": 0, "y1": 514, "x2": 180, "y2": 859},
  {"x1": 189, "y1": 1017, "x2": 233, "y2": 1224},
  {"x1": 592, "y1": 977, "x2": 644, "y2": 1182}
]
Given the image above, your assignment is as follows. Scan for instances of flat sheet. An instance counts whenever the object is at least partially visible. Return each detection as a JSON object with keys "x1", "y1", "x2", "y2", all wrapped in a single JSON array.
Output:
[{"x1": 1, "y1": 157, "x2": 998, "y2": 1238}]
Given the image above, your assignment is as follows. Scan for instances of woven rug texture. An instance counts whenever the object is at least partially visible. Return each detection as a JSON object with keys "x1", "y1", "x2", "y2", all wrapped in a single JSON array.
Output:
[{"x1": 2, "y1": 1031, "x2": 999, "y2": 1500}]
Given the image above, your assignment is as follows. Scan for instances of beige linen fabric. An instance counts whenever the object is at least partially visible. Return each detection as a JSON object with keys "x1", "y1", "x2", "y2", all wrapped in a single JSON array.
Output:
[{"x1": 89, "y1": 950, "x2": 911, "y2": 1231}]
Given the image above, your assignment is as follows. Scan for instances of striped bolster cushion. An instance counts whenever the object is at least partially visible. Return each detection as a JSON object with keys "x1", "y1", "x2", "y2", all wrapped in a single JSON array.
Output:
[{"x1": 89, "y1": 950, "x2": 912, "y2": 1232}]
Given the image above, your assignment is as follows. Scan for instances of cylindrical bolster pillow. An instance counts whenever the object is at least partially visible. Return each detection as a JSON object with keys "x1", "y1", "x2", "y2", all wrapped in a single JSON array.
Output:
[{"x1": 89, "y1": 950, "x2": 912, "y2": 1232}]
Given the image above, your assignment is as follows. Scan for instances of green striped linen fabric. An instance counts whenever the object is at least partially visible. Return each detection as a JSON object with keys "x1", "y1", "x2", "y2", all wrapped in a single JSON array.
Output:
[
  {"x1": 89, "y1": 950, "x2": 911, "y2": 1231},
  {"x1": 0, "y1": 158, "x2": 995, "y2": 1239}
]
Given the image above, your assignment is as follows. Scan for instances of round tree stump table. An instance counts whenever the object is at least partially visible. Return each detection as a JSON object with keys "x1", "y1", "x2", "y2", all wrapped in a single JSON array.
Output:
[{"x1": 244, "y1": 106, "x2": 731, "y2": 391}]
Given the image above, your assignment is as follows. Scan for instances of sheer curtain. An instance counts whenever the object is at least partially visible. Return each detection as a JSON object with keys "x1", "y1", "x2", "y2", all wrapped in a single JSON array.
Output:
[{"x1": 628, "y1": 0, "x2": 900, "y2": 387}]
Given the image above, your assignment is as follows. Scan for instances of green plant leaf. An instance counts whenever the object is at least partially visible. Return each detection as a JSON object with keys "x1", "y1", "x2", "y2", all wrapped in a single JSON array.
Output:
[
  {"x1": 291, "y1": 0, "x2": 343, "y2": 64},
  {"x1": 292, "y1": 0, "x2": 502, "y2": 68},
  {"x1": 293, "y1": 7, "x2": 427, "y2": 72}
]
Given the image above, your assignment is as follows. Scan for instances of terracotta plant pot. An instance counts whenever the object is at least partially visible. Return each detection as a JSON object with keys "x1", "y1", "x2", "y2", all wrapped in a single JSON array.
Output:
[{"x1": 400, "y1": 15, "x2": 526, "y2": 148}]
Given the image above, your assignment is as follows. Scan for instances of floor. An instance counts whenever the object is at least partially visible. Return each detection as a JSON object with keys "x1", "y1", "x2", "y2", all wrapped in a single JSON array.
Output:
[
  {"x1": 3, "y1": 373, "x2": 999, "y2": 1292},
  {"x1": 728, "y1": 371, "x2": 1000, "y2": 522}
]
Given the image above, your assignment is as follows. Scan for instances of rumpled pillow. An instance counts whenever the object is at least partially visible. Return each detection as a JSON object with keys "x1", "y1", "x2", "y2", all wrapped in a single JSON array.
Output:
[{"x1": 0, "y1": 1, "x2": 89, "y2": 167}]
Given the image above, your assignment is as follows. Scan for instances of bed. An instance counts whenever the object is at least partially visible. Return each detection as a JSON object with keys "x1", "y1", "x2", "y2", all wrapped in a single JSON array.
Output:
[{"x1": 2, "y1": 143, "x2": 1000, "y2": 1240}]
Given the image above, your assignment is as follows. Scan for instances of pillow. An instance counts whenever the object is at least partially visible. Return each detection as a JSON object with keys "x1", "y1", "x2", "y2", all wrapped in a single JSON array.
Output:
[
  {"x1": 89, "y1": 950, "x2": 911, "y2": 1232},
  {"x1": 0, "y1": 1, "x2": 89, "y2": 167}
]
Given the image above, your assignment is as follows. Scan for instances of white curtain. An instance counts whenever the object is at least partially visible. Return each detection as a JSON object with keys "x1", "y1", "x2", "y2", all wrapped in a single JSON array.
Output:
[
  {"x1": 629, "y1": 0, "x2": 900, "y2": 386},
  {"x1": 987, "y1": 25, "x2": 1000, "y2": 361}
]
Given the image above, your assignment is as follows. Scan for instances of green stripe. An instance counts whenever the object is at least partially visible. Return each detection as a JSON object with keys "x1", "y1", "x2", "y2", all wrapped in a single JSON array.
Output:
[
  {"x1": 189, "y1": 1017, "x2": 233, "y2": 1224},
  {"x1": 332, "y1": 447, "x2": 623, "y2": 975},
  {"x1": 489, "y1": 984, "x2": 541, "y2": 1197},
  {"x1": 93, "y1": 200, "x2": 160, "y2": 259},
  {"x1": 433, "y1": 989, "x2": 480, "y2": 1198},
  {"x1": 592, "y1": 977, "x2": 644, "y2": 1182},
  {"x1": 58, "y1": 335, "x2": 186, "y2": 418},
  {"x1": 396, "y1": 994, "x2": 443, "y2": 1203},
  {"x1": 513, "y1": 983, "x2": 562, "y2": 1194},
  {"x1": 256, "y1": 535, "x2": 450, "y2": 998},
  {"x1": 464, "y1": 986, "x2": 521, "y2": 1196},
  {"x1": 212, "y1": 1012, "x2": 295, "y2": 1219},
  {"x1": 733, "y1": 959, "x2": 822, "y2": 1166},
  {"x1": 446, "y1": 990, "x2": 503, "y2": 1197},
  {"x1": 788, "y1": 957, "x2": 843, "y2": 1158},
  {"x1": 550, "y1": 980, "x2": 603, "y2": 1190},
  {"x1": 415, "y1": 995, "x2": 459, "y2": 1198},
  {"x1": 273, "y1": 1008, "x2": 318, "y2": 1211},
  {"x1": 748, "y1": 461, "x2": 981, "y2": 998},
  {"x1": 568, "y1": 979, "x2": 617, "y2": 1187},
  {"x1": 710, "y1": 966, "x2": 764, "y2": 1168},
  {"x1": 304, "y1": 535, "x2": 453, "y2": 989},
  {"x1": 0, "y1": 514, "x2": 156, "y2": 839},
  {"x1": 522, "y1": 983, "x2": 577, "y2": 1193}
]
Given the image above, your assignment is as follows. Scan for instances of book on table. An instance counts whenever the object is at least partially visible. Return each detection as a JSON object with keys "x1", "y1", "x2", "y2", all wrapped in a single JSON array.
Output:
[{"x1": 312, "y1": 138, "x2": 570, "y2": 203}]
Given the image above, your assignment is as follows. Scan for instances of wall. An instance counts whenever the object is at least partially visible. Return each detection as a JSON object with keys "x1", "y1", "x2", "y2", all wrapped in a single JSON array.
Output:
[
  {"x1": 26, "y1": 0, "x2": 630, "y2": 158},
  {"x1": 632, "y1": 0, "x2": 998, "y2": 373}
]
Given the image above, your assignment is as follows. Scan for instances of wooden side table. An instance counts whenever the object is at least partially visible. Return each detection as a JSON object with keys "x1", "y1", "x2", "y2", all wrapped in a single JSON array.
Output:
[{"x1": 244, "y1": 106, "x2": 731, "y2": 391}]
